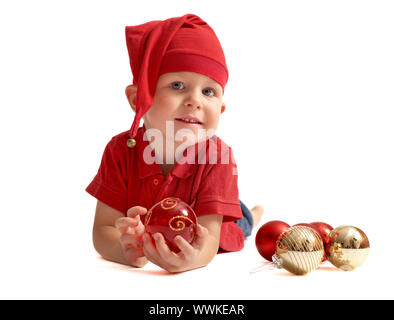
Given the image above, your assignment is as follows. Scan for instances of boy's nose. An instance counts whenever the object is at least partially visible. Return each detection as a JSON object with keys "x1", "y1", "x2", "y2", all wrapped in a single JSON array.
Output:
[
  {"x1": 184, "y1": 101, "x2": 201, "y2": 109},
  {"x1": 184, "y1": 93, "x2": 201, "y2": 109}
]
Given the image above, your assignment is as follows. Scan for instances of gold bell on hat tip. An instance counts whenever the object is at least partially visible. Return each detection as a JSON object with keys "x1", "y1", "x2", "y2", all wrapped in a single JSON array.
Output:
[{"x1": 127, "y1": 138, "x2": 136, "y2": 148}]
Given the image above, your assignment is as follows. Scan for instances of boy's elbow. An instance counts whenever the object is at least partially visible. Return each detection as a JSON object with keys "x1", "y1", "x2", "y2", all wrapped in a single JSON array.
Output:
[{"x1": 92, "y1": 225, "x2": 104, "y2": 256}]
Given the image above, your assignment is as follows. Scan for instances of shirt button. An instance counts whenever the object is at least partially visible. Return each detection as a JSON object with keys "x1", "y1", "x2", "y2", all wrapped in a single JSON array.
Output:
[{"x1": 153, "y1": 178, "x2": 160, "y2": 186}]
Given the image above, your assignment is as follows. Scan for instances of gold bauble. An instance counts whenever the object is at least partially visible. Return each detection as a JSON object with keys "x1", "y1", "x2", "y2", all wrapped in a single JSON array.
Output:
[
  {"x1": 274, "y1": 225, "x2": 324, "y2": 275},
  {"x1": 327, "y1": 225, "x2": 370, "y2": 271}
]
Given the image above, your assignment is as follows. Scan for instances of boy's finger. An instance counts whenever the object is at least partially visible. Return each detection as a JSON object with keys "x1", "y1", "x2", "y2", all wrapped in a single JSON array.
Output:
[
  {"x1": 133, "y1": 220, "x2": 146, "y2": 236},
  {"x1": 124, "y1": 248, "x2": 146, "y2": 265},
  {"x1": 196, "y1": 223, "x2": 208, "y2": 236},
  {"x1": 115, "y1": 216, "x2": 139, "y2": 227},
  {"x1": 193, "y1": 224, "x2": 209, "y2": 248},
  {"x1": 115, "y1": 217, "x2": 139, "y2": 234},
  {"x1": 132, "y1": 256, "x2": 148, "y2": 268},
  {"x1": 174, "y1": 236, "x2": 195, "y2": 257},
  {"x1": 127, "y1": 206, "x2": 148, "y2": 218},
  {"x1": 120, "y1": 234, "x2": 143, "y2": 248},
  {"x1": 125, "y1": 243, "x2": 144, "y2": 256},
  {"x1": 153, "y1": 233, "x2": 176, "y2": 260},
  {"x1": 142, "y1": 233, "x2": 161, "y2": 263}
]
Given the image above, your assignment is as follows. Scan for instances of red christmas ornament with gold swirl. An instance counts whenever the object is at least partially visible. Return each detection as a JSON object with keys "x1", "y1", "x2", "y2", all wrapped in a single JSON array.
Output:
[{"x1": 144, "y1": 197, "x2": 197, "y2": 253}]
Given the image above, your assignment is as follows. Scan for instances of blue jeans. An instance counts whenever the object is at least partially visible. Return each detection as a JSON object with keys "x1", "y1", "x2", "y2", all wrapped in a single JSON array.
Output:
[{"x1": 236, "y1": 200, "x2": 253, "y2": 238}]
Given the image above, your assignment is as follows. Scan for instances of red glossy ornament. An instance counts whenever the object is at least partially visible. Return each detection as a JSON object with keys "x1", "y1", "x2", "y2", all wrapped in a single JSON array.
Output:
[
  {"x1": 144, "y1": 197, "x2": 197, "y2": 253},
  {"x1": 292, "y1": 223, "x2": 322, "y2": 237},
  {"x1": 255, "y1": 220, "x2": 290, "y2": 261},
  {"x1": 310, "y1": 221, "x2": 333, "y2": 261}
]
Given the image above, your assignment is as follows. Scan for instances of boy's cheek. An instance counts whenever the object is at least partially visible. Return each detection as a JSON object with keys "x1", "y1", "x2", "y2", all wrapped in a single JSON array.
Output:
[{"x1": 203, "y1": 116, "x2": 220, "y2": 132}]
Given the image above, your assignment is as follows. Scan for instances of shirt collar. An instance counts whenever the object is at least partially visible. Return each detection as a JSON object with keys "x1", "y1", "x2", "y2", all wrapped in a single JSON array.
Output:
[
  {"x1": 135, "y1": 126, "x2": 162, "y2": 179},
  {"x1": 135, "y1": 126, "x2": 218, "y2": 180}
]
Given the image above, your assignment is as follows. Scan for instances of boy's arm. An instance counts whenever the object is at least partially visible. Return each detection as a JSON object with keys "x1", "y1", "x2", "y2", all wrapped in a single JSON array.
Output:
[
  {"x1": 142, "y1": 214, "x2": 223, "y2": 273},
  {"x1": 92, "y1": 201, "x2": 147, "y2": 267},
  {"x1": 192, "y1": 214, "x2": 223, "y2": 267}
]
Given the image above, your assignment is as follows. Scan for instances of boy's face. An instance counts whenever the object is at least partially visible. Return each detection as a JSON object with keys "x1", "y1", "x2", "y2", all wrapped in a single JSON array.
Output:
[{"x1": 139, "y1": 72, "x2": 226, "y2": 148}]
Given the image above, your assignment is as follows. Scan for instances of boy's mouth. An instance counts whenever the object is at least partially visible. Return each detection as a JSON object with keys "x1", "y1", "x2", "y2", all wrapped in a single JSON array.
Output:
[{"x1": 175, "y1": 116, "x2": 203, "y2": 125}]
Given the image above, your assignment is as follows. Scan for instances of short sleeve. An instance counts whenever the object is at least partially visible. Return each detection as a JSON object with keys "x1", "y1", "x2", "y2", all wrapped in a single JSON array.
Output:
[
  {"x1": 85, "y1": 134, "x2": 129, "y2": 214},
  {"x1": 193, "y1": 147, "x2": 242, "y2": 223}
]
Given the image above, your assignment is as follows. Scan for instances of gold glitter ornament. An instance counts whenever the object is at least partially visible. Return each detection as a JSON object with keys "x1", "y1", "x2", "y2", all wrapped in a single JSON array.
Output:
[
  {"x1": 327, "y1": 225, "x2": 370, "y2": 271},
  {"x1": 272, "y1": 225, "x2": 324, "y2": 275}
]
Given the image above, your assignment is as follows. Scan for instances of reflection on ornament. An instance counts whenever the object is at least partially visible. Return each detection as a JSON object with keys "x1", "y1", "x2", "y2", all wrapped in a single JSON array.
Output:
[
  {"x1": 273, "y1": 226, "x2": 324, "y2": 275},
  {"x1": 327, "y1": 225, "x2": 370, "y2": 271},
  {"x1": 144, "y1": 197, "x2": 197, "y2": 253}
]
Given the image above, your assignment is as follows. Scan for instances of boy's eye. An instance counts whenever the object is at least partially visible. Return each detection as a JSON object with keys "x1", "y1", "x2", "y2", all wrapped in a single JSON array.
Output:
[
  {"x1": 171, "y1": 81, "x2": 184, "y2": 90},
  {"x1": 171, "y1": 82, "x2": 215, "y2": 97},
  {"x1": 202, "y1": 88, "x2": 215, "y2": 97}
]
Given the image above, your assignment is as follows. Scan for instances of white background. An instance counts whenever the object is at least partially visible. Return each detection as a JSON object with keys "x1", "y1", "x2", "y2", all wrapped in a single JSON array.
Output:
[{"x1": 0, "y1": 0, "x2": 393, "y2": 299}]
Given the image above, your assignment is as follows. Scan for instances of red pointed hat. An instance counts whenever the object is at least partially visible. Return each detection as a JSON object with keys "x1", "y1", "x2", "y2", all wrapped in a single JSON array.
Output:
[{"x1": 125, "y1": 14, "x2": 228, "y2": 145}]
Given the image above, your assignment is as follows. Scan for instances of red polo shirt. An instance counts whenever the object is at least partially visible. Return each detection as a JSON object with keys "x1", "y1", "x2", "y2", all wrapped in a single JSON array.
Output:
[{"x1": 86, "y1": 126, "x2": 244, "y2": 252}]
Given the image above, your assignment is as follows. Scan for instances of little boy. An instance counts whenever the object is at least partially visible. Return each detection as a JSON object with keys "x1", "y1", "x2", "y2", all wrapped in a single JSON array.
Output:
[{"x1": 86, "y1": 14, "x2": 263, "y2": 273}]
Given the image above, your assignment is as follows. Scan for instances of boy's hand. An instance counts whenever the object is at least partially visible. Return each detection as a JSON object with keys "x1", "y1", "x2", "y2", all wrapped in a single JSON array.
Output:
[
  {"x1": 115, "y1": 206, "x2": 148, "y2": 268},
  {"x1": 142, "y1": 223, "x2": 210, "y2": 273}
]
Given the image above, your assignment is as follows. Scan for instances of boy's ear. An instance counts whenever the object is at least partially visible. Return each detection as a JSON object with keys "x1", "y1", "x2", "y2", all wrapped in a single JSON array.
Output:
[
  {"x1": 125, "y1": 84, "x2": 137, "y2": 112},
  {"x1": 221, "y1": 103, "x2": 226, "y2": 114}
]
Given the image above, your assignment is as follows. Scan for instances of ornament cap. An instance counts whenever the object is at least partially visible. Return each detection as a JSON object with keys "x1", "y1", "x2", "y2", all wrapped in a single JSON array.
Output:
[{"x1": 272, "y1": 254, "x2": 282, "y2": 269}]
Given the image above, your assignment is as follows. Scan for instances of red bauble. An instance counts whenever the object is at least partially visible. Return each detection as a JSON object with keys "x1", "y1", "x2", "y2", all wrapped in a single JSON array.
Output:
[
  {"x1": 144, "y1": 197, "x2": 197, "y2": 253},
  {"x1": 255, "y1": 220, "x2": 290, "y2": 261},
  {"x1": 310, "y1": 221, "x2": 333, "y2": 261},
  {"x1": 292, "y1": 223, "x2": 323, "y2": 237}
]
